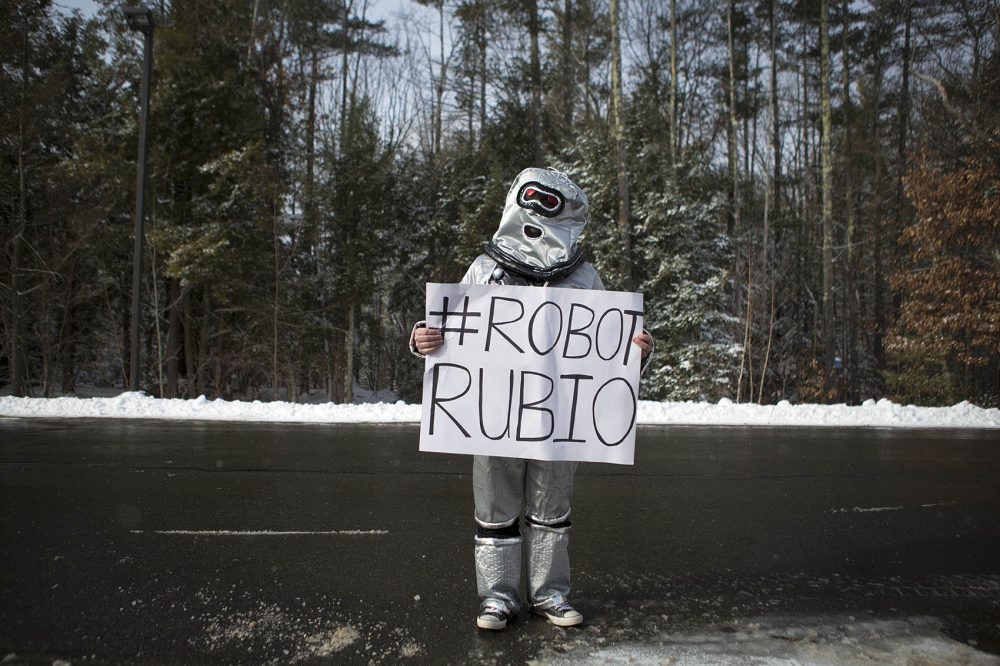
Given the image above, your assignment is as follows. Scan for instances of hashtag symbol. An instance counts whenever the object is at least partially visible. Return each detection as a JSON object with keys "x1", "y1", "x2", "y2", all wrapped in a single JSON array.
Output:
[{"x1": 430, "y1": 296, "x2": 481, "y2": 345}]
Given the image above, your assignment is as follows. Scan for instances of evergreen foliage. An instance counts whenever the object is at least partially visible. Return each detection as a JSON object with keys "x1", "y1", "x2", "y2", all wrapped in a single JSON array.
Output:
[
  {"x1": 1, "y1": 0, "x2": 997, "y2": 407},
  {"x1": 633, "y1": 189, "x2": 736, "y2": 401}
]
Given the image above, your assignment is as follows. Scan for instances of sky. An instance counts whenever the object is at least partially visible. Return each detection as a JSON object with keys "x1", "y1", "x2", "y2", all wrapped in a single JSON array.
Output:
[
  {"x1": 2, "y1": 393, "x2": 999, "y2": 428},
  {"x1": 52, "y1": 0, "x2": 406, "y2": 25},
  {"x1": 53, "y1": 0, "x2": 101, "y2": 17}
]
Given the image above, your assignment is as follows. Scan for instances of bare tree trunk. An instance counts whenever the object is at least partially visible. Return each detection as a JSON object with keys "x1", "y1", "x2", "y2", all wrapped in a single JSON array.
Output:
[
  {"x1": 737, "y1": 253, "x2": 753, "y2": 402},
  {"x1": 669, "y1": 0, "x2": 678, "y2": 186},
  {"x1": 150, "y1": 247, "x2": 164, "y2": 397},
  {"x1": 340, "y1": 5, "x2": 351, "y2": 137},
  {"x1": 103, "y1": 287, "x2": 127, "y2": 388},
  {"x1": 467, "y1": 60, "x2": 475, "y2": 146},
  {"x1": 562, "y1": 0, "x2": 575, "y2": 128},
  {"x1": 11, "y1": 227, "x2": 26, "y2": 396},
  {"x1": 798, "y1": 18, "x2": 815, "y2": 351},
  {"x1": 350, "y1": 2, "x2": 368, "y2": 104},
  {"x1": 743, "y1": 39, "x2": 753, "y2": 185},
  {"x1": 726, "y1": 0, "x2": 741, "y2": 234},
  {"x1": 610, "y1": 0, "x2": 631, "y2": 288},
  {"x1": 882, "y1": 2, "x2": 911, "y2": 376},
  {"x1": 478, "y1": 6, "x2": 487, "y2": 135},
  {"x1": 528, "y1": 0, "x2": 542, "y2": 164},
  {"x1": 581, "y1": 16, "x2": 594, "y2": 117},
  {"x1": 272, "y1": 200, "x2": 281, "y2": 401},
  {"x1": 165, "y1": 278, "x2": 181, "y2": 398},
  {"x1": 325, "y1": 336, "x2": 335, "y2": 400},
  {"x1": 212, "y1": 325, "x2": 223, "y2": 399},
  {"x1": 59, "y1": 267, "x2": 77, "y2": 394},
  {"x1": 344, "y1": 303, "x2": 355, "y2": 403},
  {"x1": 11, "y1": 24, "x2": 30, "y2": 397},
  {"x1": 196, "y1": 291, "x2": 212, "y2": 397},
  {"x1": 759, "y1": 185, "x2": 771, "y2": 373},
  {"x1": 246, "y1": 0, "x2": 261, "y2": 65},
  {"x1": 769, "y1": 0, "x2": 781, "y2": 223},
  {"x1": 820, "y1": 0, "x2": 835, "y2": 377},
  {"x1": 729, "y1": 1, "x2": 750, "y2": 401},
  {"x1": 183, "y1": 287, "x2": 196, "y2": 396},
  {"x1": 41, "y1": 302, "x2": 51, "y2": 397},
  {"x1": 841, "y1": 0, "x2": 857, "y2": 398},
  {"x1": 749, "y1": 42, "x2": 762, "y2": 196},
  {"x1": 759, "y1": 278, "x2": 776, "y2": 404},
  {"x1": 305, "y1": 45, "x2": 319, "y2": 238},
  {"x1": 894, "y1": 1, "x2": 911, "y2": 222},
  {"x1": 800, "y1": 22, "x2": 810, "y2": 227},
  {"x1": 435, "y1": 0, "x2": 447, "y2": 156},
  {"x1": 868, "y1": 37, "x2": 886, "y2": 372}
]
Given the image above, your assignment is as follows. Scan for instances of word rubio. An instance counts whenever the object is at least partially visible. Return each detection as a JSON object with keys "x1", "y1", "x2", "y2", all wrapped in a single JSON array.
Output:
[{"x1": 429, "y1": 364, "x2": 637, "y2": 447}]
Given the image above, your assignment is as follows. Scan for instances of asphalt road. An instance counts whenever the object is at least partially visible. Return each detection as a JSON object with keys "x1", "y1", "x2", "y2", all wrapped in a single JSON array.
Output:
[{"x1": 1, "y1": 419, "x2": 999, "y2": 665}]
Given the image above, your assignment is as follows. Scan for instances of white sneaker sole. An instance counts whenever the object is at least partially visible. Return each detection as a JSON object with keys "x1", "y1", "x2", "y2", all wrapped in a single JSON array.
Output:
[
  {"x1": 535, "y1": 610, "x2": 584, "y2": 627},
  {"x1": 476, "y1": 615, "x2": 507, "y2": 630}
]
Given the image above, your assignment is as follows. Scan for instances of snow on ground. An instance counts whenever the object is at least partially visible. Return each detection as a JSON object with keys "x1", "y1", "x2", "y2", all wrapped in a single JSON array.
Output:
[
  {"x1": 530, "y1": 615, "x2": 1000, "y2": 666},
  {"x1": 0, "y1": 393, "x2": 999, "y2": 428}
]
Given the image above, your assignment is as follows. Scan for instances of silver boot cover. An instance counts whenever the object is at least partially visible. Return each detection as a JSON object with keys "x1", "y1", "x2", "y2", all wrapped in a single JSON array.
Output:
[
  {"x1": 474, "y1": 536, "x2": 522, "y2": 614},
  {"x1": 525, "y1": 522, "x2": 571, "y2": 610}
]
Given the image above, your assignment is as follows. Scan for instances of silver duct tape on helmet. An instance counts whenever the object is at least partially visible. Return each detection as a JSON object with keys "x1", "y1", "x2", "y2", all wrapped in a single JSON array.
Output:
[
  {"x1": 475, "y1": 536, "x2": 523, "y2": 614},
  {"x1": 525, "y1": 522, "x2": 571, "y2": 610},
  {"x1": 488, "y1": 168, "x2": 590, "y2": 277}
]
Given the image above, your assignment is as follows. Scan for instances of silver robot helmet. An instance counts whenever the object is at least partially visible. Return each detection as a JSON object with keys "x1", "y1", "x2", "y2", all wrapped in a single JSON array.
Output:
[{"x1": 484, "y1": 168, "x2": 590, "y2": 281}]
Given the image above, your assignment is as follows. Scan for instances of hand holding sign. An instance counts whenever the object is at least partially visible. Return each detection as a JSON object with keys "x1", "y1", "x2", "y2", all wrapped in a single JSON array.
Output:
[
  {"x1": 633, "y1": 331, "x2": 653, "y2": 359},
  {"x1": 413, "y1": 327, "x2": 444, "y2": 354},
  {"x1": 418, "y1": 283, "x2": 644, "y2": 465}
]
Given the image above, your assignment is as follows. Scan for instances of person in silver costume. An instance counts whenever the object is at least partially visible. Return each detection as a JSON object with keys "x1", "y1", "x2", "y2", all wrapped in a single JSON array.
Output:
[{"x1": 410, "y1": 167, "x2": 653, "y2": 630}]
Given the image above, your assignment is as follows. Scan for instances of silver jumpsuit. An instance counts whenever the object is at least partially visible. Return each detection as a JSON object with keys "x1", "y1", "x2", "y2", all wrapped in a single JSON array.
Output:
[
  {"x1": 460, "y1": 253, "x2": 604, "y2": 615},
  {"x1": 412, "y1": 168, "x2": 634, "y2": 618}
]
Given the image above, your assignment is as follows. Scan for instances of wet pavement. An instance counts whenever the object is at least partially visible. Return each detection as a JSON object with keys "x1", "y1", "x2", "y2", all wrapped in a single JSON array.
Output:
[{"x1": 1, "y1": 418, "x2": 999, "y2": 664}]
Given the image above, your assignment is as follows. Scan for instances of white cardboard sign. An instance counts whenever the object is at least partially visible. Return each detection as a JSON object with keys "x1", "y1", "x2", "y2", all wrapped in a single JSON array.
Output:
[{"x1": 418, "y1": 283, "x2": 643, "y2": 465}]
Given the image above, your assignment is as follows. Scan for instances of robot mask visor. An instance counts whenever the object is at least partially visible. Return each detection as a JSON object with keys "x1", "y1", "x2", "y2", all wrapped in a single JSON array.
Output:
[{"x1": 517, "y1": 182, "x2": 564, "y2": 218}]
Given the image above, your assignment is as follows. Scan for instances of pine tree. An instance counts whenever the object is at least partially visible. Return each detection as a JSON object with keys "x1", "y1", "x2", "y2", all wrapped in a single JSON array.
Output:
[
  {"x1": 634, "y1": 189, "x2": 738, "y2": 401},
  {"x1": 149, "y1": 0, "x2": 282, "y2": 397},
  {"x1": 0, "y1": 3, "x2": 114, "y2": 395}
]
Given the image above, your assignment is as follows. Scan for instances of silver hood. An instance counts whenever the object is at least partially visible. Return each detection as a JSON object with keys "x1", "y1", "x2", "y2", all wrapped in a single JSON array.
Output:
[{"x1": 485, "y1": 168, "x2": 590, "y2": 280}]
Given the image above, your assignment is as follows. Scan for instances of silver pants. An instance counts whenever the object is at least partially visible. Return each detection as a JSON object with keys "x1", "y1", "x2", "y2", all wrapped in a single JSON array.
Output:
[{"x1": 473, "y1": 455, "x2": 577, "y2": 612}]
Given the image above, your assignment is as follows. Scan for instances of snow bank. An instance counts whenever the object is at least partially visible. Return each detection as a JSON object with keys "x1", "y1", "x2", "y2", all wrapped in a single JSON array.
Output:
[
  {"x1": 0, "y1": 393, "x2": 421, "y2": 424},
  {"x1": 637, "y1": 398, "x2": 1000, "y2": 429},
  {"x1": 1, "y1": 393, "x2": 998, "y2": 428}
]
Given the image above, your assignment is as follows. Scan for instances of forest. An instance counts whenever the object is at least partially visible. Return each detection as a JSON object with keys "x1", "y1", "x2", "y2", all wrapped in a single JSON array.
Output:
[{"x1": 1, "y1": 0, "x2": 998, "y2": 406}]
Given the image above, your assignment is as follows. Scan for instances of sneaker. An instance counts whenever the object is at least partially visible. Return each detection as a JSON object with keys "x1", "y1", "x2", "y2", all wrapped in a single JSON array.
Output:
[
  {"x1": 476, "y1": 602, "x2": 510, "y2": 630},
  {"x1": 533, "y1": 601, "x2": 583, "y2": 627}
]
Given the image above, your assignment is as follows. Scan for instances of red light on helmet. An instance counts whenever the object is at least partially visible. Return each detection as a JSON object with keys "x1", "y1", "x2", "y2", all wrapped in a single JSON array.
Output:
[{"x1": 517, "y1": 182, "x2": 565, "y2": 217}]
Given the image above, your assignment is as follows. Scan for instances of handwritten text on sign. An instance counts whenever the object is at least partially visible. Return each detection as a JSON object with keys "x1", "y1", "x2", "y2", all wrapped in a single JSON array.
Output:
[{"x1": 418, "y1": 283, "x2": 643, "y2": 465}]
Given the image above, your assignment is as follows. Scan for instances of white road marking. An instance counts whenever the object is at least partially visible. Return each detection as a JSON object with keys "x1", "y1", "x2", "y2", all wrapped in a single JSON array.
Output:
[
  {"x1": 832, "y1": 506, "x2": 903, "y2": 513},
  {"x1": 828, "y1": 501, "x2": 957, "y2": 514},
  {"x1": 131, "y1": 529, "x2": 388, "y2": 536}
]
